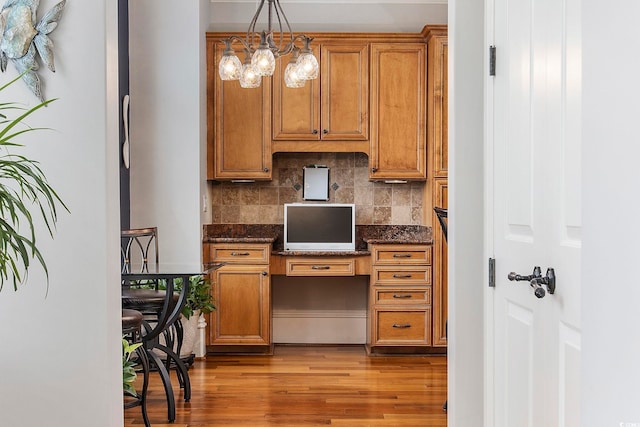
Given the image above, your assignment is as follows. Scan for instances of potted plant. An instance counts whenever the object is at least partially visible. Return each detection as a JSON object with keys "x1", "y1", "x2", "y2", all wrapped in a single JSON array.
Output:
[
  {"x1": 0, "y1": 73, "x2": 66, "y2": 292},
  {"x1": 155, "y1": 275, "x2": 216, "y2": 359},
  {"x1": 122, "y1": 337, "x2": 143, "y2": 396},
  {"x1": 175, "y1": 275, "x2": 215, "y2": 358}
]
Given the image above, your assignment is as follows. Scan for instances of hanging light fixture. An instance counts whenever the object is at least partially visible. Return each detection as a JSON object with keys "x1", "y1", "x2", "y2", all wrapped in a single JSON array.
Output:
[{"x1": 218, "y1": 0, "x2": 319, "y2": 88}]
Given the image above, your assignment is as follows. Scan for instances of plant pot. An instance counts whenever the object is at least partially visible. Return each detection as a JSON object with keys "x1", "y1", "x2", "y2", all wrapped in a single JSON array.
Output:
[
  {"x1": 156, "y1": 309, "x2": 201, "y2": 359},
  {"x1": 178, "y1": 310, "x2": 201, "y2": 359}
]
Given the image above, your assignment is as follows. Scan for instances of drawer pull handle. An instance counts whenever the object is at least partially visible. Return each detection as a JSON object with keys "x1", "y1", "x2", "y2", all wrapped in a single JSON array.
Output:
[
  {"x1": 311, "y1": 265, "x2": 331, "y2": 270},
  {"x1": 393, "y1": 294, "x2": 412, "y2": 299},
  {"x1": 392, "y1": 323, "x2": 412, "y2": 329},
  {"x1": 393, "y1": 253, "x2": 412, "y2": 258},
  {"x1": 393, "y1": 274, "x2": 413, "y2": 279},
  {"x1": 230, "y1": 252, "x2": 250, "y2": 256}
]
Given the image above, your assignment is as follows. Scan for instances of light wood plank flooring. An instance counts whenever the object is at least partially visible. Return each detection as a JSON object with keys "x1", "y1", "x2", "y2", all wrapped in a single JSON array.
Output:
[{"x1": 124, "y1": 345, "x2": 447, "y2": 426}]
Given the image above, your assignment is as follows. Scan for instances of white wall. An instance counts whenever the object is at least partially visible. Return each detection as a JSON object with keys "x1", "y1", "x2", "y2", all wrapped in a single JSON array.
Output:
[
  {"x1": 582, "y1": 1, "x2": 640, "y2": 425},
  {"x1": 208, "y1": 0, "x2": 447, "y2": 33},
  {"x1": 129, "y1": 0, "x2": 210, "y2": 265},
  {"x1": 0, "y1": 1, "x2": 122, "y2": 426}
]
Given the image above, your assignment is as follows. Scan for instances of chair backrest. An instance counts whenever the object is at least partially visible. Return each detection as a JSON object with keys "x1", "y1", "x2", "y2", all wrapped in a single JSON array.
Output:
[
  {"x1": 121, "y1": 227, "x2": 158, "y2": 274},
  {"x1": 433, "y1": 207, "x2": 448, "y2": 243}
]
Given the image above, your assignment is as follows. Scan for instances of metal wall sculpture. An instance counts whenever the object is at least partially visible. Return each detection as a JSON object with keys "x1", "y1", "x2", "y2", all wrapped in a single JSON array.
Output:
[{"x1": 0, "y1": 0, "x2": 66, "y2": 100}]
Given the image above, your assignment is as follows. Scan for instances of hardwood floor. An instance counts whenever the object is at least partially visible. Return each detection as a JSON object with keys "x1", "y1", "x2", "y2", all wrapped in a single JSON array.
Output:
[{"x1": 124, "y1": 345, "x2": 447, "y2": 426}]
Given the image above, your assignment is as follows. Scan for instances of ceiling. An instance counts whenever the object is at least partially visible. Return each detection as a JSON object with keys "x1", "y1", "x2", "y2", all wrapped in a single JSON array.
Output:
[{"x1": 208, "y1": 0, "x2": 448, "y2": 33}]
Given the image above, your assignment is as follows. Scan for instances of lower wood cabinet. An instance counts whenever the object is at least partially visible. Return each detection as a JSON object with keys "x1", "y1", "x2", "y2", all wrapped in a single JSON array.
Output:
[
  {"x1": 367, "y1": 244, "x2": 433, "y2": 352},
  {"x1": 203, "y1": 241, "x2": 438, "y2": 354},
  {"x1": 206, "y1": 243, "x2": 271, "y2": 351}
]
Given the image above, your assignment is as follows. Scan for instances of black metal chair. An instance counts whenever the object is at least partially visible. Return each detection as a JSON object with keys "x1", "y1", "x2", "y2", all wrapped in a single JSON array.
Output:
[
  {"x1": 122, "y1": 308, "x2": 150, "y2": 427},
  {"x1": 434, "y1": 207, "x2": 447, "y2": 242},
  {"x1": 433, "y1": 207, "x2": 448, "y2": 412},
  {"x1": 120, "y1": 227, "x2": 191, "y2": 423}
]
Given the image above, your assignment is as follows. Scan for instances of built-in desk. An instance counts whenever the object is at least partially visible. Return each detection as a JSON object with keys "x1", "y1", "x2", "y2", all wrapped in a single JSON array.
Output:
[{"x1": 202, "y1": 224, "x2": 441, "y2": 355}]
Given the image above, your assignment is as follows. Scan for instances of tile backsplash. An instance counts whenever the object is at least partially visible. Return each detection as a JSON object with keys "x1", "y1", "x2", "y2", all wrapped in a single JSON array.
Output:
[{"x1": 208, "y1": 152, "x2": 424, "y2": 225}]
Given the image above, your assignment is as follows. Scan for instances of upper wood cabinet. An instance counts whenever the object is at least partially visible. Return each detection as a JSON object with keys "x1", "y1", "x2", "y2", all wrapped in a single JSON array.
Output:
[
  {"x1": 207, "y1": 40, "x2": 272, "y2": 180},
  {"x1": 206, "y1": 30, "x2": 436, "y2": 181},
  {"x1": 369, "y1": 43, "x2": 427, "y2": 180},
  {"x1": 272, "y1": 42, "x2": 369, "y2": 152},
  {"x1": 427, "y1": 28, "x2": 448, "y2": 179}
]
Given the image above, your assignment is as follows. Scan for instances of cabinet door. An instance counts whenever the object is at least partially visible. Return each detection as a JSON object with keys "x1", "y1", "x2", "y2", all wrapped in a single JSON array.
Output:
[
  {"x1": 432, "y1": 179, "x2": 448, "y2": 346},
  {"x1": 272, "y1": 43, "x2": 368, "y2": 142},
  {"x1": 272, "y1": 45, "x2": 320, "y2": 140},
  {"x1": 209, "y1": 265, "x2": 271, "y2": 346},
  {"x1": 369, "y1": 43, "x2": 426, "y2": 180},
  {"x1": 321, "y1": 43, "x2": 369, "y2": 141},
  {"x1": 210, "y1": 42, "x2": 272, "y2": 180},
  {"x1": 427, "y1": 30, "x2": 448, "y2": 178}
]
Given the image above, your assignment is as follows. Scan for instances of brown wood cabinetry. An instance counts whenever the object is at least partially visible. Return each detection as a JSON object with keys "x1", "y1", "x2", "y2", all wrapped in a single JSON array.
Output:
[
  {"x1": 272, "y1": 42, "x2": 369, "y2": 149},
  {"x1": 367, "y1": 244, "x2": 432, "y2": 351},
  {"x1": 369, "y1": 43, "x2": 427, "y2": 180},
  {"x1": 207, "y1": 30, "x2": 433, "y2": 180},
  {"x1": 425, "y1": 26, "x2": 448, "y2": 347},
  {"x1": 206, "y1": 243, "x2": 271, "y2": 351},
  {"x1": 207, "y1": 40, "x2": 272, "y2": 180},
  {"x1": 285, "y1": 257, "x2": 356, "y2": 276}
]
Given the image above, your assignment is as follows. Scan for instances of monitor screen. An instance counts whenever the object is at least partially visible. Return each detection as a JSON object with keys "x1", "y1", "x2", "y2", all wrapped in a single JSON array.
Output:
[{"x1": 284, "y1": 203, "x2": 356, "y2": 251}]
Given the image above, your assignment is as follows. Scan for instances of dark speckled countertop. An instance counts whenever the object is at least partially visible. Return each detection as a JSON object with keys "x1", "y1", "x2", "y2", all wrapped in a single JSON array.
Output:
[{"x1": 203, "y1": 224, "x2": 432, "y2": 255}]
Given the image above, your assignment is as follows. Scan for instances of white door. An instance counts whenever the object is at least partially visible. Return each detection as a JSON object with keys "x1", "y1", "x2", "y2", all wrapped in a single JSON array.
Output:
[{"x1": 487, "y1": 0, "x2": 582, "y2": 425}]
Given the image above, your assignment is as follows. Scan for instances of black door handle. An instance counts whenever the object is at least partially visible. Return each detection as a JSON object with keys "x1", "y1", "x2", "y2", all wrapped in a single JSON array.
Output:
[{"x1": 508, "y1": 266, "x2": 556, "y2": 298}]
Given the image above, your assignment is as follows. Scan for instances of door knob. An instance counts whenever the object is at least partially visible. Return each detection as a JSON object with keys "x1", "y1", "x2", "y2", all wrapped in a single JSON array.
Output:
[{"x1": 508, "y1": 266, "x2": 556, "y2": 298}]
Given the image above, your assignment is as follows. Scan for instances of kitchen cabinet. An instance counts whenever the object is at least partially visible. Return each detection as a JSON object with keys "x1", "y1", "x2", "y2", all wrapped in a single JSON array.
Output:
[
  {"x1": 272, "y1": 42, "x2": 369, "y2": 152},
  {"x1": 207, "y1": 40, "x2": 272, "y2": 180},
  {"x1": 425, "y1": 26, "x2": 448, "y2": 347},
  {"x1": 367, "y1": 244, "x2": 432, "y2": 351},
  {"x1": 206, "y1": 29, "x2": 437, "y2": 180},
  {"x1": 206, "y1": 243, "x2": 271, "y2": 351},
  {"x1": 369, "y1": 43, "x2": 427, "y2": 180}
]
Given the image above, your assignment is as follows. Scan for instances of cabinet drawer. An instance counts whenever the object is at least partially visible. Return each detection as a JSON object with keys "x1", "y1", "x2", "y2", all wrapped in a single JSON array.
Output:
[
  {"x1": 371, "y1": 266, "x2": 431, "y2": 285},
  {"x1": 286, "y1": 258, "x2": 355, "y2": 276},
  {"x1": 373, "y1": 286, "x2": 431, "y2": 305},
  {"x1": 373, "y1": 308, "x2": 431, "y2": 345},
  {"x1": 209, "y1": 244, "x2": 270, "y2": 265},
  {"x1": 371, "y1": 245, "x2": 431, "y2": 265}
]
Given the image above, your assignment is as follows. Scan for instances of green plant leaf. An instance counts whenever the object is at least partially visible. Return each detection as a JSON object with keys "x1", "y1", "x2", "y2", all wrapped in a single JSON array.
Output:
[{"x1": 0, "y1": 73, "x2": 67, "y2": 292}]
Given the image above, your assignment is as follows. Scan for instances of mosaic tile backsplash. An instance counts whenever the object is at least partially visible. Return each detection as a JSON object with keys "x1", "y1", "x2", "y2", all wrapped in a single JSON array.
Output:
[{"x1": 207, "y1": 152, "x2": 424, "y2": 225}]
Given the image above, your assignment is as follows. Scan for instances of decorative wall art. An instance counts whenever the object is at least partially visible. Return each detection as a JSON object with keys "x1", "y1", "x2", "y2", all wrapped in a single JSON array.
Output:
[{"x1": 0, "y1": 0, "x2": 66, "y2": 100}]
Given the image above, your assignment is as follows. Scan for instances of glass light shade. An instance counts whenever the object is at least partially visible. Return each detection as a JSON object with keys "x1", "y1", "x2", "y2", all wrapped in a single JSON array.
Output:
[
  {"x1": 251, "y1": 47, "x2": 276, "y2": 76},
  {"x1": 240, "y1": 62, "x2": 261, "y2": 88},
  {"x1": 297, "y1": 51, "x2": 319, "y2": 80},
  {"x1": 219, "y1": 53, "x2": 242, "y2": 80},
  {"x1": 284, "y1": 61, "x2": 305, "y2": 88}
]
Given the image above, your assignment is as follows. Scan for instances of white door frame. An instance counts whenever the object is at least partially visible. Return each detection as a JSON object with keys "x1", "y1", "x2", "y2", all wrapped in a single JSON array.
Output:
[{"x1": 447, "y1": 0, "x2": 487, "y2": 425}]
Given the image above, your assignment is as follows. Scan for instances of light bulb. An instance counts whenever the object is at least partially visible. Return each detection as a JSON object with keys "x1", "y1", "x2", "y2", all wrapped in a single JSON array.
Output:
[
  {"x1": 219, "y1": 54, "x2": 242, "y2": 80},
  {"x1": 219, "y1": 39, "x2": 242, "y2": 80},
  {"x1": 240, "y1": 62, "x2": 261, "y2": 88},
  {"x1": 251, "y1": 31, "x2": 276, "y2": 76},
  {"x1": 297, "y1": 51, "x2": 319, "y2": 80}
]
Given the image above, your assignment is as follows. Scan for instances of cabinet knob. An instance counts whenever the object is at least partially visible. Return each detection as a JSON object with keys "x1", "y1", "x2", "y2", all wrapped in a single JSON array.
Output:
[
  {"x1": 371, "y1": 167, "x2": 378, "y2": 173},
  {"x1": 262, "y1": 271, "x2": 268, "y2": 276},
  {"x1": 322, "y1": 129, "x2": 328, "y2": 134},
  {"x1": 263, "y1": 167, "x2": 269, "y2": 173},
  {"x1": 312, "y1": 129, "x2": 319, "y2": 134}
]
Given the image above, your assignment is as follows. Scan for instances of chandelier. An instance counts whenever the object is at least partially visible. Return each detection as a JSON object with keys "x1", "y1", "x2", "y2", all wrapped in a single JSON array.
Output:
[{"x1": 218, "y1": 0, "x2": 320, "y2": 89}]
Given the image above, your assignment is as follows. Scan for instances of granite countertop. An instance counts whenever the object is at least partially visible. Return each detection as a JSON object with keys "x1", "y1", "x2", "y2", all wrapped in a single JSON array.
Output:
[{"x1": 203, "y1": 224, "x2": 432, "y2": 254}]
